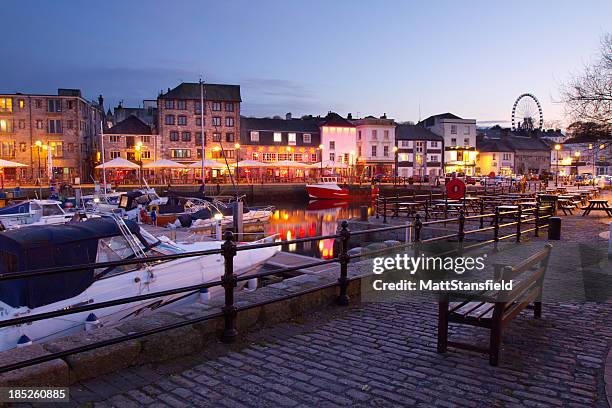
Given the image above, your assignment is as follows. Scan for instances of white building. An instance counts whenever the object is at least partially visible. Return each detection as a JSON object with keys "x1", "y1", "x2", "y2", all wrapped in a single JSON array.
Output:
[
  {"x1": 353, "y1": 115, "x2": 395, "y2": 176},
  {"x1": 419, "y1": 113, "x2": 477, "y2": 175},
  {"x1": 319, "y1": 112, "x2": 357, "y2": 165},
  {"x1": 554, "y1": 138, "x2": 612, "y2": 177}
]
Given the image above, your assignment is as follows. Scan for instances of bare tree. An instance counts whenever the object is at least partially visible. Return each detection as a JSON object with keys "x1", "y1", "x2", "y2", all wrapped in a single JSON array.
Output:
[{"x1": 562, "y1": 34, "x2": 612, "y2": 127}]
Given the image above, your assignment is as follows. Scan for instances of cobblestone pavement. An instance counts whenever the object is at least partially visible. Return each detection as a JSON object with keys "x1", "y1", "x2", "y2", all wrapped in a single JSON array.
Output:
[
  {"x1": 59, "y1": 296, "x2": 610, "y2": 408},
  {"x1": 26, "y1": 192, "x2": 612, "y2": 407}
]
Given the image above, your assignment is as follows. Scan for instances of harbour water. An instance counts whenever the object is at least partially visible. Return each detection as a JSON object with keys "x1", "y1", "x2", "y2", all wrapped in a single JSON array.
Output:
[{"x1": 251, "y1": 199, "x2": 373, "y2": 259}]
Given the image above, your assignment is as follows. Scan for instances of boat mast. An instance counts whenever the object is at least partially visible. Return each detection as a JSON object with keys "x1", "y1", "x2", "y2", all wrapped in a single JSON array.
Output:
[
  {"x1": 200, "y1": 78, "x2": 206, "y2": 190},
  {"x1": 100, "y1": 120, "x2": 107, "y2": 197}
]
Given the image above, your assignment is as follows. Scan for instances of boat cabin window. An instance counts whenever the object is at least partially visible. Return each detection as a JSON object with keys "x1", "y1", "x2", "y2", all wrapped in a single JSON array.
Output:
[
  {"x1": 29, "y1": 202, "x2": 41, "y2": 212},
  {"x1": 42, "y1": 204, "x2": 64, "y2": 216},
  {"x1": 94, "y1": 236, "x2": 141, "y2": 276}
]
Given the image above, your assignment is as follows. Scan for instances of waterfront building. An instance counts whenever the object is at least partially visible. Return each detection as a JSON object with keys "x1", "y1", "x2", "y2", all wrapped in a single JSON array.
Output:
[
  {"x1": 0, "y1": 89, "x2": 103, "y2": 183},
  {"x1": 476, "y1": 126, "x2": 551, "y2": 176},
  {"x1": 101, "y1": 115, "x2": 159, "y2": 164},
  {"x1": 476, "y1": 138, "x2": 515, "y2": 176},
  {"x1": 157, "y1": 82, "x2": 241, "y2": 164},
  {"x1": 394, "y1": 124, "x2": 444, "y2": 179},
  {"x1": 556, "y1": 137, "x2": 612, "y2": 177},
  {"x1": 320, "y1": 112, "x2": 357, "y2": 166},
  {"x1": 239, "y1": 114, "x2": 321, "y2": 163},
  {"x1": 419, "y1": 113, "x2": 477, "y2": 175},
  {"x1": 353, "y1": 115, "x2": 396, "y2": 177}
]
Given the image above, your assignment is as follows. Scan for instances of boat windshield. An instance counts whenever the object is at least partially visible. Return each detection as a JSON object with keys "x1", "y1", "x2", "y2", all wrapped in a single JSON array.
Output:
[
  {"x1": 95, "y1": 235, "x2": 140, "y2": 276},
  {"x1": 42, "y1": 204, "x2": 64, "y2": 216}
]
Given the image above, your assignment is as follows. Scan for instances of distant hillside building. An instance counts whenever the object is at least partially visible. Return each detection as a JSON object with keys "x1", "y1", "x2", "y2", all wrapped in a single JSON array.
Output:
[
  {"x1": 157, "y1": 82, "x2": 241, "y2": 163},
  {"x1": 0, "y1": 88, "x2": 103, "y2": 182},
  {"x1": 112, "y1": 100, "x2": 158, "y2": 129},
  {"x1": 395, "y1": 124, "x2": 444, "y2": 178},
  {"x1": 419, "y1": 113, "x2": 477, "y2": 175}
]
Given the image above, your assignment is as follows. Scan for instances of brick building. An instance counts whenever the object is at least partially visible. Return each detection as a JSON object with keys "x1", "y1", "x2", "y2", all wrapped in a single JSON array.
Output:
[
  {"x1": 157, "y1": 83, "x2": 241, "y2": 164},
  {"x1": 0, "y1": 88, "x2": 103, "y2": 182}
]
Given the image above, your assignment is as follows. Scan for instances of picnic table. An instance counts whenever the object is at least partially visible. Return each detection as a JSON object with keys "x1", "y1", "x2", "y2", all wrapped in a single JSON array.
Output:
[
  {"x1": 394, "y1": 201, "x2": 422, "y2": 217},
  {"x1": 582, "y1": 199, "x2": 612, "y2": 217}
]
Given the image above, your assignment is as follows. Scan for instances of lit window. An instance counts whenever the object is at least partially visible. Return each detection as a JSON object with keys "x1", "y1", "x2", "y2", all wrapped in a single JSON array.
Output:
[
  {"x1": 273, "y1": 132, "x2": 282, "y2": 142},
  {"x1": 288, "y1": 133, "x2": 296, "y2": 145},
  {"x1": 303, "y1": 133, "x2": 311, "y2": 143},
  {"x1": 250, "y1": 131, "x2": 259, "y2": 142}
]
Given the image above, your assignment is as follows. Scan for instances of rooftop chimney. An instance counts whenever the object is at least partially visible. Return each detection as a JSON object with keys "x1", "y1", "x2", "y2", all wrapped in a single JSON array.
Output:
[
  {"x1": 347, "y1": 113, "x2": 353, "y2": 120},
  {"x1": 98, "y1": 95, "x2": 104, "y2": 109},
  {"x1": 286, "y1": 112, "x2": 292, "y2": 120}
]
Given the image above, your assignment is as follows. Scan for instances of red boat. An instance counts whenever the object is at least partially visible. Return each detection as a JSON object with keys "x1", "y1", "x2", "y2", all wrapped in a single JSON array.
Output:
[{"x1": 306, "y1": 177, "x2": 349, "y2": 199}]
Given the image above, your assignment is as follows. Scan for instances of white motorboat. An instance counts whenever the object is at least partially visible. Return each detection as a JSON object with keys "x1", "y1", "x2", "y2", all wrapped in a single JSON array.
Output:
[
  {"x1": 190, "y1": 206, "x2": 275, "y2": 228},
  {"x1": 0, "y1": 217, "x2": 279, "y2": 351},
  {"x1": 0, "y1": 200, "x2": 81, "y2": 230}
]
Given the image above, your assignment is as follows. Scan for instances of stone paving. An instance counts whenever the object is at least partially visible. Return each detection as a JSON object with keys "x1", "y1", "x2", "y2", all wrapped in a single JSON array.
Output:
[{"x1": 18, "y1": 192, "x2": 612, "y2": 407}]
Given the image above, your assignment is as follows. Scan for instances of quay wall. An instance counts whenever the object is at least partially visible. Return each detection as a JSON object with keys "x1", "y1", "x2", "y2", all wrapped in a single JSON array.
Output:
[{"x1": 0, "y1": 260, "x2": 375, "y2": 387}]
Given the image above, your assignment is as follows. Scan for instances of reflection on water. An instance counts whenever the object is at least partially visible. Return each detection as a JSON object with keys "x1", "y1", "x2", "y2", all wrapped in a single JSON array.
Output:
[{"x1": 255, "y1": 199, "x2": 372, "y2": 259}]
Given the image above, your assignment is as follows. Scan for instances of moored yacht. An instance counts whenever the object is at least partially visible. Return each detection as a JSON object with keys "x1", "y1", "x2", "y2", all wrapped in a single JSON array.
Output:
[
  {"x1": 306, "y1": 177, "x2": 349, "y2": 199},
  {"x1": 0, "y1": 217, "x2": 279, "y2": 351},
  {"x1": 0, "y1": 199, "x2": 81, "y2": 230}
]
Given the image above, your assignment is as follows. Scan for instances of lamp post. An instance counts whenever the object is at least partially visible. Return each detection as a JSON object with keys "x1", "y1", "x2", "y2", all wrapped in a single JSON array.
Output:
[
  {"x1": 135, "y1": 141, "x2": 143, "y2": 188},
  {"x1": 574, "y1": 150, "x2": 581, "y2": 179},
  {"x1": 349, "y1": 149, "x2": 355, "y2": 184},
  {"x1": 234, "y1": 143, "x2": 241, "y2": 184},
  {"x1": 393, "y1": 146, "x2": 398, "y2": 185},
  {"x1": 318, "y1": 144, "x2": 324, "y2": 176},
  {"x1": 554, "y1": 144, "x2": 561, "y2": 187},
  {"x1": 34, "y1": 140, "x2": 42, "y2": 181}
]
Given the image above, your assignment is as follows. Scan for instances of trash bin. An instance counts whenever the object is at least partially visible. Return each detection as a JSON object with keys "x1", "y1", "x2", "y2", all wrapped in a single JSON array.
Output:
[{"x1": 548, "y1": 217, "x2": 561, "y2": 240}]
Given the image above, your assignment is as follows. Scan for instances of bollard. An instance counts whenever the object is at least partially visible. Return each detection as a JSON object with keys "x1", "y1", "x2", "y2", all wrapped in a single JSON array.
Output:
[
  {"x1": 414, "y1": 213, "x2": 422, "y2": 242},
  {"x1": 383, "y1": 198, "x2": 388, "y2": 224},
  {"x1": 337, "y1": 221, "x2": 351, "y2": 306},
  {"x1": 221, "y1": 231, "x2": 238, "y2": 343},
  {"x1": 360, "y1": 205, "x2": 369, "y2": 222},
  {"x1": 548, "y1": 217, "x2": 561, "y2": 240}
]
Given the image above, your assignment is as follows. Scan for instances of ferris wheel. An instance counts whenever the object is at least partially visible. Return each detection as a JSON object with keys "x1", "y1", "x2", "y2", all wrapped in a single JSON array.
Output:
[{"x1": 511, "y1": 93, "x2": 543, "y2": 131}]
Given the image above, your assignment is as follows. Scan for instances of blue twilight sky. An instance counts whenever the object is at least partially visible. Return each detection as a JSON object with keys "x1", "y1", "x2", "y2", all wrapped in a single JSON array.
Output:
[{"x1": 1, "y1": 0, "x2": 610, "y2": 128}]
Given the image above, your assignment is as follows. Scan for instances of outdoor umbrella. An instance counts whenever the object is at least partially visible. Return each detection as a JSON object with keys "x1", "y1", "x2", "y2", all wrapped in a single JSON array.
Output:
[
  {"x1": 271, "y1": 160, "x2": 309, "y2": 182},
  {"x1": 231, "y1": 160, "x2": 269, "y2": 167},
  {"x1": 0, "y1": 159, "x2": 27, "y2": 191},
  {"x1": 309, "y1": 160, "x2": 349, "y2": 169},
  {"x1": 188, "y1": 159, "x2": 226, "y2": 169},
  {"x1": 95, "y1": 157, "x2": 139, "y2": 169},
  {"x1": 142, "y1": 159, "x2": 186, "y2": 169}
]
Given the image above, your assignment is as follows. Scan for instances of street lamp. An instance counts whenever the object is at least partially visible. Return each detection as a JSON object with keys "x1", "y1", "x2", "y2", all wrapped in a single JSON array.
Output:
[
  {"x1": 135, "y1": 141, "x2": 143, "y2": 188},
  {"x1": 574, "y1": 150, "x2": 580, "y2": 178},
  {"x1": 34, "y1": 140, "x2": 42, "y2": 180},
  {"x1": 318, "y1": 144, "x2": 324, "y2": 175},
  {"x1": 234, "y1": 143, "x2": 241, "y2": 184},
  {"x1": 554, "y1": 144, "x2": 561, "y2": 187}
]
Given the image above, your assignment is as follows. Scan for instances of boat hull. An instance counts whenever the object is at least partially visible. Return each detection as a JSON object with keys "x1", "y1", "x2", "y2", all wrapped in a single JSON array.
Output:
[{"x1": 306, "y1": 185, "x2": 349, "y2": 199}]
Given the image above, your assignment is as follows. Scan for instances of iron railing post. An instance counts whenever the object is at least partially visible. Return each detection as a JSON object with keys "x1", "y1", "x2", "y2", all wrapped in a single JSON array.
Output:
[
  {"x1": 458, "y1": 209, "x2": 465, "y2": 243},
  {"x1": 516, "y1": 204, "x2": 522, "y2": 242},
  {"x1": 479, "y1": 198, "x2": 484, "y2": 229},
  {"x1": 221, "y1": 231, "x2": 238, "y2": 343},
  {"x1": 383, "y1": 197, "x2": 387, "y2": 224},
  {"x1": 534, "y1": 202, "x2": 540, "y2": 237},
  {"x1": 375, "y1": 196, "x2": 379, "y2": 219},
  {"x1": 414, "y1": 213, "x2": 422, "y2": 242},
  {"x1": 337, "y1": 220, "x2": 350, "y2": 306},
  {"x1": 493, "y1": 207, "x2": 500, "y2": 243},
  {"x1": 424, "y1": 199, "x2": 429, "y2": 222}
]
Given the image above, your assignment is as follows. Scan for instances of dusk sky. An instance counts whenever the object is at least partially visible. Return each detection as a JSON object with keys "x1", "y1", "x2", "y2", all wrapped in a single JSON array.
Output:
[{"x1": 2, "y1": 0, "x2": 610, "y2": 128}]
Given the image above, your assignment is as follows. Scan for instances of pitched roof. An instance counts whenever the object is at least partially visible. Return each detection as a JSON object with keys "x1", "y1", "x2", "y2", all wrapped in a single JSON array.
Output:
[
  {"x1": 106, "y1": 115, "x2": 152, "y2": 135},
  {"x1": 322, "y1": 112, "x2": 356, "y2": 128},
  {"x1": 159, "y1": 83, "x2": 241, "y2": 102},
  {"x1": 241, "y1": 116, "x2": 320, "y2": 133},
  {"x1": 395, "y1": 124, "x2": 443, "y2": 141},
  {"x1": 503, "y1": 136, "x2": 551, "y2": 151},
  {"x1": 476, "y1": 139, "x2": 514, "y2": 152}
]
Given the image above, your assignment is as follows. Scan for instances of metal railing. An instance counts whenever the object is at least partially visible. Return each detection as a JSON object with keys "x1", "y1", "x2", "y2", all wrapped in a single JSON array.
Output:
[{"x1": 0, "y1": 203, "x2": 554, "y2": 374}]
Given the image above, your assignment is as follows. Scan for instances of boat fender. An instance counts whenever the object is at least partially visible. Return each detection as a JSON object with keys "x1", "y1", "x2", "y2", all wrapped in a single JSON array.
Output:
[
  {"x1": 16, "y1": 334, "x2": 32, "y2": 348},
  {"x1": 85, "y1": 313, "x2": 100, "y2": 331},
  {"x1": 139, "y1": 207, "x2": 149, "y2": 224},
  {"x1": 246, "y1": 278, "x2": 258, "y2": 291},
  {"x1": 199, "y1": 288, "x2": 211, "y2": 302}
]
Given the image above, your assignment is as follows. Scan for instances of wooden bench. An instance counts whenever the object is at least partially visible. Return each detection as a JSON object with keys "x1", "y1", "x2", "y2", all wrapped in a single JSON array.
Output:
[{"x1": 437, "y1": 244, "x2": 553, "y2": 366}]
